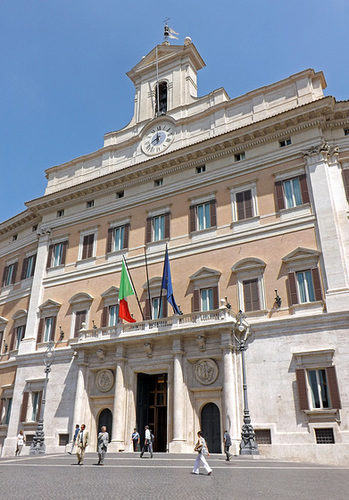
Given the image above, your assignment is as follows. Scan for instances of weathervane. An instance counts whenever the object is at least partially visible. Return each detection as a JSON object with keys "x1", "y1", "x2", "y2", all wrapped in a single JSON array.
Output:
[{"x1": 163, "y1": 18, "x2": 179, "y2": 44}]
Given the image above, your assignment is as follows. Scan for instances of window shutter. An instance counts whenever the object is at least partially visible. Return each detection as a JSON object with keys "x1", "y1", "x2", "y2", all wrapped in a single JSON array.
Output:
[
  {"x1": 11, "y1": 262, "x2": 18, "y2": 284},
  {"x1": 36, "y1": 391, "x2": 43, "y2": 422},
  {"x1": 275, "y1": 181, "x2": 285, "y2": 210},
  {"x1": 47, "y1": 244, "x2": 53, "y2": 268},
  {"x1": 164, "y1": 213, "x2": 170, "y2": 239},
  {"x1": 51, "y1": 316, "x2": 57, "y2": 342},
  {"x1": 193, "y1": 289, "x2": 200, "y2": 312},
  {"x1": 9, "y1": 328, "x2": 15, "y2": 351},
  {"x1": 299, "y1": 174, "x2": 310, "y2": 204},
  {"x1": 61, "y1": 241, "x2": 67, "y2": 265},
  {"x1": 244, "y1": 190, "x2": 253, "y2": 219},
  {"x1": 327, "y1": 366, "x2": 342, "y2": 409},
  {"x1": 243, "y1": 280, "x2": 252, "y2": 312},
  {"x1": 74, "y1": 311, "x2": 86, "y2": 337},
  {"x1": 2, "y1": 266, "x2": 9, "y2": 287},
  {"x1": 106, "y1": 228, "x2": 113, "y2": 253},
  {"x1": 342, "y1": 168, "x2": 349, "y2": 202},
  {"x1": 189, "y1": 205, "x2": 196, "y2": 233},
  {"x1": 162, "y1": 299, "x2": 168, "y2": 318},
  {"x1": 236, "y1": 192, "x2": 245, "y2": 221},
  {"x1": 251, "y1": 279, "x2": 260, "y2": 311},
  {"x1": 37, "y1": 319, "x2": 44, "y2": 344},
  {"x1": 21, "y1": 258, "x2": 28, "y2": 280},
  {"x1": 31, "y1": 254, "x2": 37, "y2": 277},
  {"x1": 212, "y1": 285, "x2": 219, "y2": 310},
  {"x1": 0, "y1": 398, "x2": 3, "y2": 424},
  {"x1": 295, "y1": 368, "x2": 309, "y2": 410},
  {"x1": 123, "y1": 223, "x2": 130, "y2": 249},
  {"x1": 101, "y1": 306, "x2": 108, "y2": 328},
  {"x1": 88, "y1": 234, "x2": 94, "y2": 258},
  {"x1": 144, "y1": 298, "x2": 151, "y2": 320},
  {"x1": 210, "y1": 199, "x2": 217, "y2": 227},
  {"x1": 311, "y1": 268, "x2": 323, "y2": 301},
  {"x1": 82, "y1": 235, "x2": 90, "y2": 260},
  {"x1": 288, "y1": 272, "x2": 298, "y2": 305},
  {"x1": 20, "y1": 392, "x2": 29, "y2": 422},
  {"x1": 145, "y1": 217, "x2": 152, "y2": 244}
]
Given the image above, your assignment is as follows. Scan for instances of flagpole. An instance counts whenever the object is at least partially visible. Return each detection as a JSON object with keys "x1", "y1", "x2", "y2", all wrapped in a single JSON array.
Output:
[
  {"x1": 144, "y1": 247, "x2": 152, "y2": 320},
  {"x1": 158, "y1": 245, "x2": 167, "y2": 319},
  {"x1": 123, "y1": 256, "x2": 145, "y2": 321}
]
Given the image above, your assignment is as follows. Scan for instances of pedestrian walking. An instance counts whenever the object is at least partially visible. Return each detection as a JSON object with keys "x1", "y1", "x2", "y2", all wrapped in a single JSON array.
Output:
[
  {"x1": 97, "y1": 426, "x2": 109, "y2": 465},
  {"x1": 192, "y1": 431, "x2": 212, "y2": 475},
  {"x1": 15, "y1": 430, "x2": 25, "y2": 456},
  {"x1": 132, "y1": 428, "x2": 140, "y2": 452},
  {"x1": 223, "y1": 429, "x2": 233, "y2": 461},
  {"x1": 68, "y1": 424, "x2": 80, "y2": 454},
  {"x1": 76, "y1": 424, "x2": 89, "y2": 465},
  {"x1": 140, "y1": 425, "x2": 153, "y2": 458}
]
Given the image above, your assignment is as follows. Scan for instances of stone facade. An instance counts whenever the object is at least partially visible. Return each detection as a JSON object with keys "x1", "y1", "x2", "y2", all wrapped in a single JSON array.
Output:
[{"x1": 0, "y1": 37, "x2": 348, "y2": 464}]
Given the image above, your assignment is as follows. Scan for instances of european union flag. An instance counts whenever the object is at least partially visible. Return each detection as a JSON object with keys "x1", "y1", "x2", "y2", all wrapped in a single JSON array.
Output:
[{"x1": 161, "y1": 246, "x2": 181, "y2": 315}]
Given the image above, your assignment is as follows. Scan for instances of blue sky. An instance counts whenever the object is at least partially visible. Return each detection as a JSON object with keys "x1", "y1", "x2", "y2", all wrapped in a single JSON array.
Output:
[{"x1": 1, "y1": 0, "x2": 348, "y2": 223}]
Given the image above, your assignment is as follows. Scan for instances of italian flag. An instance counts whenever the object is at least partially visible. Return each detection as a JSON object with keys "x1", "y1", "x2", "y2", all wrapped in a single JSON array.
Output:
[{"x1": 119, "y1": 257, "x2": 136, "y2": 323}]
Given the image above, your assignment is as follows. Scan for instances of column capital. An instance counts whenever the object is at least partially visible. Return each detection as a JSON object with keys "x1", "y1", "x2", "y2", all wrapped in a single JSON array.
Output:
[{"x1": 303, "y1": 142, "x2": 339, "y2": 164}]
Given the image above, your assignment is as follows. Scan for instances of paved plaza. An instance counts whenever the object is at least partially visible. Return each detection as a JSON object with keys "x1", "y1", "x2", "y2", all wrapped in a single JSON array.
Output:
[{"x1": 0, "y1": 452, "x2": 348, "y2": 500}]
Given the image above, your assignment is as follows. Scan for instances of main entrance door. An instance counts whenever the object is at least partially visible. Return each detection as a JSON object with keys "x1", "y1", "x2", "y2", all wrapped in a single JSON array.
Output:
[
  {"x1": 98, "y1": 408, "x2": 112, "y2": 441},
  {"x1": 201, "y1": 403, "x2": 221, "y2": 453},
  {"x1": 136, "y1": 373, "x2": 167, "y2": 452}
]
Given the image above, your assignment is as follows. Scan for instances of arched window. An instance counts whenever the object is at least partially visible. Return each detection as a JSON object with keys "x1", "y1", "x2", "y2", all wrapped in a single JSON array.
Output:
[{"x1": 155, "y1": 81, "x2": 167, "y2": 116}]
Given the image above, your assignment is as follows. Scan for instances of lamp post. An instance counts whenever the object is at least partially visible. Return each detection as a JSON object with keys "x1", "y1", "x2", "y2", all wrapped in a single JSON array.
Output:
[
  {"x1": 29, "y1": 340, "x2": 55, "y2": 455},
  {"x1": 234, "y1": 310, "x2": 259, "y2": 456}
]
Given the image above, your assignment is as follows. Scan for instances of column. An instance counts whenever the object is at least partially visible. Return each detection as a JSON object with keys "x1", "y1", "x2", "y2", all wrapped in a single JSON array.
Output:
[
  {"x1": 19, "y1": 228, "x2": 51, "y2": 355},
  {"x1": 72, "y1": 351, "x2": 88, "y2": 430},
  {"x1": 110, "y1": 345, "x2": 127, "y2": 451},
  {"x1": 171, "y1": 337, "x2": 185, "y2": 452},
  {"x1": 304, "y1": 143, "x2": 349, "y2": 311},
  {"x1": 221, "y1": 331, "x2": 239, "y2": 455}
]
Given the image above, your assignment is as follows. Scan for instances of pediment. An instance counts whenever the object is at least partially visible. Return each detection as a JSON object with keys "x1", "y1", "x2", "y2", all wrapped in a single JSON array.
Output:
[
  {"x1": 190, "y1": 267, "x2": 221, "y2": 282},
  {"x1": 0, "y1": 316, "x2": 9, "y2": 325},
  {"x1": 231, "y1": 258, "x2": 266, "y2": 273},
  {"x1": 12, "y1": 309, "x2": 27, "y2": 321},
  {"x1": 282, "y1": 247, "x2": 320, "y2": 263},
  {"x1": 69, "y1": 292, "x2": 94, "y2": 305},
  {"x1": 142, "y1": 276, "x2": 162, "y2": 290},
  {"x1": 39, "y1": 299, "x2": 62, "y2": 311},
  {"x1": 101, "y1": 286, "x2": 120, "y2": 299}
]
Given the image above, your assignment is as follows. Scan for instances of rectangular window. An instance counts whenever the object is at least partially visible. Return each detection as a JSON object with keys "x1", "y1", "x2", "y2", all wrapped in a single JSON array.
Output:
[
  {"x1": 47, "y1": 241, "x2": 68, "y2": 268},
  {"x1": 236, "y1": 189, "x2": 253, "y2": 220},
  {"x1": 2, "y1": 262, "x2": 18, "y2": 287},
  {"x1": 196, "y1": 165, "x2": 206, "y2": 174},
  {"x1": 59, "y1": 434, "x2": 70, "y2": 446},
  {"x1": 243, "y1": 279, "x2": 260, "y2": 312},
  {"x1": 153, "y1": 215, "x2": 165, "y2": 241},
  {"x1": 74, "y1": 310, "x2": 86, "y2": 337},
  {"x1": 21, "y1": 254, "x2": 36, "y2": 280},
  {"x1": 116, "y1": 190, "x2": 124, "y2": 199},
  {"x1": 16, "y1": 326, "x2": 25, "y2": 349},
  {"x1": 86, "y1": 200, "x2": 94, "y2": 208},
  {"x1": 279, "y1": 138, "x2": 292, "y2": 147},
  {"x1": 275, "y1": 174, "x2": 309, "y2": 211},
  {"x1": 255, "y1": 429, "x2": 272, "y2": 445},
  {"x1": 201, "y1": 288, "x2": 213, "y2": 311},
  {"x1": 108, "y1": 305, "x2": 119, "y2": 326},
  {"x1": 307, "y1": 369, "x2": 330, "y2": 409},
  {"x1": 31, "y1": 392, "x2": 42, "y2": 421},
  {"x1": 106, "y1": 224, "x2": 129, "y2": 253},
  {"x1": 197, "y1": 203, "x2": 211, "y2": 231},
  {"x1": 152, "y1": 297, "x2": 163, "y2": 319},
  {"x1": 344, "y1": 129, "x2": 349, "y2": 136},
  {"x1": 315, "y1": 428, "x2": 335, "y2": 444},
  {"x1": 44, "y1": 317, "x2": 54, "y2": 343},
  {"x1": 57, "y1": 210, "x2": 64, "y2": 217},
  {"x1": 82, "y1": 234, "x2": 94, "y2": 260},
  {"x1": 296, "y1": 270, "x2": 316, "y2": 303},
  {"x1": 234, "y1": 152, "x2": 245, "y2": 161},
  {"x1": 5, "y1": 397, "x2": 12, "y2": 425},
  {"x1": 154, "y1": 178, "x2": 163, "y2": 187},
  {"x1": 113, "y1": 226, "x2": 125, "y2": 251}
]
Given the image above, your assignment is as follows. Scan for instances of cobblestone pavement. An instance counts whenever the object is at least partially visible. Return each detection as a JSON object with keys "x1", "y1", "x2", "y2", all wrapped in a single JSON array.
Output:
[{"x1": 1, "y1": 452, "x2": 348, "y2": 500}]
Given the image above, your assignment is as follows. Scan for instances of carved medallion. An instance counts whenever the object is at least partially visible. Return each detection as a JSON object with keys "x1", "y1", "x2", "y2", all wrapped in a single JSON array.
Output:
[
  {"x1": 195, "y1": 359, "x2": 218, "y2": 385},
  {"x1": 96, "y1": 369, "x2": 114, "y2": 393}
]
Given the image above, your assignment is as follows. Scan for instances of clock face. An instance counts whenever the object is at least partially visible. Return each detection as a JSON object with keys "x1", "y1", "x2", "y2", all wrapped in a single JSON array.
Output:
[{"x1": 142, "y1": 123, "x2": 175, "y2": 155}]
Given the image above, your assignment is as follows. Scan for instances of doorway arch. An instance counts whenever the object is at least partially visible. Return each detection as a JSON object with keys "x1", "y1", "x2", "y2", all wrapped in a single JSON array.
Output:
[
  {"x1": 201, "y1": 403, "x2": 221, "y2": 453},
  {"x1": 97, "y1": 408, "x2": 112, "y2": 442}
]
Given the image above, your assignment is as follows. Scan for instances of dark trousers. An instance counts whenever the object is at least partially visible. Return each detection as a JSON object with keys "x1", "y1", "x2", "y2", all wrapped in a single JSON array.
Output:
[
  {"x1": 225, "y1": 444, "x2": 232, "y2": 460},
  {"x1": 140, "y1": 440, "x2": 153, "y2": 458}
]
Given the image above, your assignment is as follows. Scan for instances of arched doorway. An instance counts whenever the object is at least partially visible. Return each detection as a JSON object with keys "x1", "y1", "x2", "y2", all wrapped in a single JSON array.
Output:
[
  {"x1": 97, "y1": 408, "x2": 112, "y2": 442},
  {"x1": 201, "y1": 403, "x2": 221, "y2": 453}
]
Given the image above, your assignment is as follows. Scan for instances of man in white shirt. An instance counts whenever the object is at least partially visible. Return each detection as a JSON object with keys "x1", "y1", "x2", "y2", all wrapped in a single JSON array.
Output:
[{"x1": 140, "y1": 425, "x2": 153, "y2": 458}]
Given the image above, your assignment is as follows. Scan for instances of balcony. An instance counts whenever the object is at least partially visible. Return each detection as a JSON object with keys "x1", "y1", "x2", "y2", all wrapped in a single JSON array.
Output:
[{"x1": 74, "y1": 308, "x2": 236, "y2": 345}]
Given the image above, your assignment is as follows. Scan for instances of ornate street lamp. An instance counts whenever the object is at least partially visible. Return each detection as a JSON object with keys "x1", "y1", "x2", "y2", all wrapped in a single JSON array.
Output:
[
  {"x1": 29, "y1": 341, "x2": 55, "y2": 455},
  {"x1": 234, "y1": 310, "x2": 259, "y2": 456}
]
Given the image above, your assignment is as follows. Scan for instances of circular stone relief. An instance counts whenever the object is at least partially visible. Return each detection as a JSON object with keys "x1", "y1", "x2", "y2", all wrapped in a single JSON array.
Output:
[
  {"x1": 96, "y1": 369, "x2": 114, "y2": 393},
  {"x1": 195, "y1": 359, "x2": 219, "y2": 385}
]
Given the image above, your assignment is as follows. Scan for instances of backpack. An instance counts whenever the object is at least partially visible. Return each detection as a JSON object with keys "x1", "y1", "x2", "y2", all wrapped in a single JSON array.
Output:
[{"x1": 151, "y1": 433, "x2": 154, "y2": 443}]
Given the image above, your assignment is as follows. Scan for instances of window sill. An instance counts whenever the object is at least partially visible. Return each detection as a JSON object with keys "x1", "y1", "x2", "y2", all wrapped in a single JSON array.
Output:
[
  {"x1": 278, "y1": 204, "x2": 311, "y2": 221},
  {"x1": 304, "y1": 409, "x2": 340, "y2": 423},
  {"x1": 106, "y1": 249, "x2": 127, "y2": 262},
  {"x1": 145, "y1": 240, "x2": 169, "y2": 253},
  {"x1": 47, "y1": 264, "x2": 65, "y2": 275},
  {"x1": 291, "y1": 301, "x2": 325, "y2": 315},
  {"x1": 75, "y1": 257, "x2": 96, "y2": 268},
  {"x1": 231, "y1": 216, "x2": 260, "y2": 233},
  {"x1": 190, "y1": 227, "x2": 217, "y2": 242},
  {"x1": 244, "y1": 309, "x2": 268, "y2": 320}
]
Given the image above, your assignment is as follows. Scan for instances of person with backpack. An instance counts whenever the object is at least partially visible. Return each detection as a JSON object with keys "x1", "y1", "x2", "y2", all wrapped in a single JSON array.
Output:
[
  {"x1": 223, "y1": 429, "x2": 233, "y2": 461},
  {"x1": 140, "y1": 425, "x2": 153, "y2": 458},
  {"x1": 192, "y1": 431, "x2": 212, "y2": 475}
]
